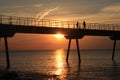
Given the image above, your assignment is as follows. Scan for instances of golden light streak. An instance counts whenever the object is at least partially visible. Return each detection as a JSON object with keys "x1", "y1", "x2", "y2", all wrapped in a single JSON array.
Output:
[{"x1": 55, "y1": 49, "x2": 64, "y2": 75}]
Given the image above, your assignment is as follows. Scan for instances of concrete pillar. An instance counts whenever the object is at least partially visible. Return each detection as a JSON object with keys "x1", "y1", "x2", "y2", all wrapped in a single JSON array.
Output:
[
  {"x1": 112, "y1": 40, "x2": 116, "y2": 61},
  {"x1": 4, "y1": 37, "x2": 10, "y2": 70},
  {"x1": 66, "y1": 39, "x2": 71, "y2": 62},
  {"x1": 76, "y1": 39, "x2": 81, "y2": 63}
]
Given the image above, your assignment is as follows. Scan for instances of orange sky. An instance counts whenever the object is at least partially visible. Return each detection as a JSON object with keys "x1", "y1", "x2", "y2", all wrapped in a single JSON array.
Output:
[{"x1": 0, "y1": 33, "x2": 119, "y2": 50}]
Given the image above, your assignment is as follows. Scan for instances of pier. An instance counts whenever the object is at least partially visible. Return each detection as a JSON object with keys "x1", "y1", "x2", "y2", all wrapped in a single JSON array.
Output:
[{"x1": 0, "y1": 15, "x2": 120, "y2": 70}]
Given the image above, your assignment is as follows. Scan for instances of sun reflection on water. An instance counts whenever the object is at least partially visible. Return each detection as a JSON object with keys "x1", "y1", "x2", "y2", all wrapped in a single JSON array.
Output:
[{"x1": 55, "y1": 49, "x2": 65, "y2": 75}]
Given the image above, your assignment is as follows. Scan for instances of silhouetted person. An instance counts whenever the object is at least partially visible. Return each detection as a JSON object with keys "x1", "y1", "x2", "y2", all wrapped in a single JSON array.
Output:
[
  {"x1": 83, "y1": 21, "x2": 86, "y2": 29},
  {"x1": 76, "y1": 21, "x2": 79, "y2": 29}
]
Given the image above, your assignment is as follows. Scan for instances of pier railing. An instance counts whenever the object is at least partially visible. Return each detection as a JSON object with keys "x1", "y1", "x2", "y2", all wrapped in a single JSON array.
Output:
[
  {"x1": 0, "y1": 15, "x2": 119, "y2": 31},
  {"x1": 0, "y1": 15, "x2": 76, "y2": 28}
]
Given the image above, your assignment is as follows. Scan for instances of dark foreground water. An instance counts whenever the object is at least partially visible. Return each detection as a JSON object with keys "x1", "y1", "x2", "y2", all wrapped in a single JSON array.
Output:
[{"x1": 0, "y1": 50, "x2": 120, "y2": 80}]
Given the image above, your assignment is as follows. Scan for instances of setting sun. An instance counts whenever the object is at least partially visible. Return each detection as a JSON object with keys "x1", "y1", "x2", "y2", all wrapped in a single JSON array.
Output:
[{"x1": 55, "y1": 34, "x2": 64, "y2": 39}]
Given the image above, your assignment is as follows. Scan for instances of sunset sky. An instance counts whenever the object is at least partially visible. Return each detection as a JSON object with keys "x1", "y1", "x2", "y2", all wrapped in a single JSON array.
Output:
[{"x1": 0, "y1": 0, "x2": 120, "y2": 50}]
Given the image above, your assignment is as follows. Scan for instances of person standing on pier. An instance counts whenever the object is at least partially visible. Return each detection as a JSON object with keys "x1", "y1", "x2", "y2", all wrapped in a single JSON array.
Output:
[
  {"x1": 83, "y1": 21, "x2": 86, "y2": 29},
  {"x1": 76, "y1": 21, "x2": 79, "y2": 29}
]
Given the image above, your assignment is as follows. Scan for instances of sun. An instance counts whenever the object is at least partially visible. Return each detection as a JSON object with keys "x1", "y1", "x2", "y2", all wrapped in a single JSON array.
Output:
[{"x1": 55, "y1": 34, "x2": 64, "y2": 39}]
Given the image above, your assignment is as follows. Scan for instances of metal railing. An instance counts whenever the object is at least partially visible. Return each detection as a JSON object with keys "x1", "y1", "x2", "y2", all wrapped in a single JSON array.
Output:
[
  {"x1": 86, "y1": 23, "x2": 120, "y2": 31},
  {"x1": 0, "y1": 15, "x2": 76, "y2": 28},
  {"x1": 0, "y1": 15, "x2": 119, "y2": 31}
]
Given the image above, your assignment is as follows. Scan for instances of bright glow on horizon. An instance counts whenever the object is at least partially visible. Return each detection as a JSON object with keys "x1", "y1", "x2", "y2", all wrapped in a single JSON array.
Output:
[{"x1": 55, "y1": 34, "x2": 64, "y2": 39}]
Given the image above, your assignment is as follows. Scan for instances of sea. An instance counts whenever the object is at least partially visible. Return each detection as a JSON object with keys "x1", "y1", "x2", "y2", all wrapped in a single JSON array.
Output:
[{"x1": 0, "y1": 49, "x2": 120, "y2": 80}]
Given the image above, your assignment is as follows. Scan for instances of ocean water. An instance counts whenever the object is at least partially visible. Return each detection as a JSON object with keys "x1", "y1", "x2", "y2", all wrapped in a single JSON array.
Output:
[{"x1": 0, "y1": 50, "x2": 120, "y2": 80}]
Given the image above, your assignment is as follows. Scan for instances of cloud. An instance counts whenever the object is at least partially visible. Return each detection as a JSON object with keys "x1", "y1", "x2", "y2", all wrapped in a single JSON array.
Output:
[
  {"x1": 33, "y1": 4, "x2": 43, "y2": 7},
  {"x1": 35, "y1": 6, "x2": 60, "y2": 20},
  {"x1": 78, "y1": 13, "x2": 120, "y2": 24},
  {"x1": 70, "y1": 3, "x2": 119, "y2": 24}
]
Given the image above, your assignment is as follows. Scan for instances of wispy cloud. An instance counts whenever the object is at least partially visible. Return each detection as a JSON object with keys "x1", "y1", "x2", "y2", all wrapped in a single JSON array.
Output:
[
  {"x1": 75, "y1": 3, "x2": 120, "y2": 24},
  {"x1": 102, "y1": 4, "x2": 120, "y2": 13},
  {"x1": 35, "y1": 6, "x2": 60, "y2": 20},
  {"x1": 33, "y1": 4, "x2": 43, "y2": 7}
]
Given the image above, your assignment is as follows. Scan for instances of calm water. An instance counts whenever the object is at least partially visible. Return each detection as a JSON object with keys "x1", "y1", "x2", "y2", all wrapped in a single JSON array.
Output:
[{"x1": 0, "y1": 50, "x2": 120, "y2": 80}]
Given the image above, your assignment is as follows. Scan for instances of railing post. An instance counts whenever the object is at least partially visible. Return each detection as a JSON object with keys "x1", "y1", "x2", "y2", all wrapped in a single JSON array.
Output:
[
  {"x1": 67, "y1": 21, "x2": 70, "y2": 28},
  {"x1": 18, "y1": 17, "x2": 21, "y2": 25},
  {"x1": 0, "y1": 15, "x2": 2, "y2": 24},
  {"x1": 42, "y1": 19, "x2": 43, "y2": 26},
  {"x1": 27, "y1": 18, "x2": 29, "y2": 26},
  {"x1": 61, "y1": 21, "x2": 63, "y2": 28},
  {"x1": 44, "y1": 20, "x2": 46, "y2": 26},
  {"x1": 33, "y1": 20, "x2": 36, "y2": 26},
  {"x1": 9, "y1": 16, "x2": 12, "y2": 25},
  {"x1": 50, "y1": 20, "x2": 52, "y2": 27},
  {"x1": 73, "y1": 22, "x2": 75, "y2": 28},
  {"x1": 49, "y1": 20, "x2": 50, "y2": 27},
  {"x1": 68, "y1": 21, "x2": 69, "y2": 28},
  {"x1": 24, "y1": 20, "x2": 25, "y2": 25}
]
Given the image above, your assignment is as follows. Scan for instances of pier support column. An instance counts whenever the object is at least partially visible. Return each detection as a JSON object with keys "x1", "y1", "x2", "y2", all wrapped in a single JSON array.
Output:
[
  {"x1": 76, "y1": 39, "x2": 81, "y2": 63},
  {"x1": 112, "y1": 40, "x2": 116, "y2": 61},
  {"x1": 4, "y1": 37, "x2": 10, "y2": 70},
  {"x1": 66, "y1": 39, "x2": 71, "y2": 62}
]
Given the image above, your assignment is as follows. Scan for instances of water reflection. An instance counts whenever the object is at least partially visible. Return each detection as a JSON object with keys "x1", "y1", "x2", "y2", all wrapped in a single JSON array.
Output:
[
  {"x1": 55, "y1": 49, "x2": 64, "y2": 75},
  {"x1": 54, "y1": 49, "x2": 81, "y2": 79}
]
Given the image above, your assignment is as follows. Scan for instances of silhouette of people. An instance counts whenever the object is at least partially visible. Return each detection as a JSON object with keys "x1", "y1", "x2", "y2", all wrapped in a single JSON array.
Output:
[
  {"x1": 83, "y1": 21, "x2": 86, "y2": 29},
  {"x1": 76, "y1": 21, "x2": 79, "y2": 29}
]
